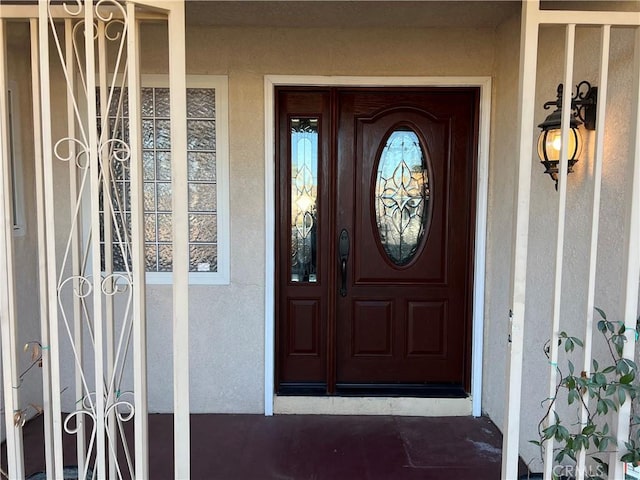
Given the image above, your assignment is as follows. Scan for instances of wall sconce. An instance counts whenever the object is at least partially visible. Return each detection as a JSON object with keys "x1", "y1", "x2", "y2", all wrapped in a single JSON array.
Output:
[{"x1": 537, "y1": 81, "x2": 598, "y2": 189}]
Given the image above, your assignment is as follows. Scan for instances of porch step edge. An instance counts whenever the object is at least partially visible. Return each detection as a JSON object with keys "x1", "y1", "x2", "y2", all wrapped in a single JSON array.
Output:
[{"x1": 273, "y1": 395, "x2": 473, "y2": 416}]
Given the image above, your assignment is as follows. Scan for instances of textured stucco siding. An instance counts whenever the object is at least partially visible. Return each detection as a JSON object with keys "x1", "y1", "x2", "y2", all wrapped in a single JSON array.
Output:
[{"x1": 137, "y1": 23, "x2": 497, "y2": 413}]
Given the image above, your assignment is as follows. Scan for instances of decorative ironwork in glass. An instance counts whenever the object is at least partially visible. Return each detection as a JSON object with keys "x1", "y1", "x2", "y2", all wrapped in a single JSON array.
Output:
[
  {"x1": 374, "y1": 129, "x2": 431, "y2": 266},
  {"x1": 290, "y1": 118, "x2": 318, "y2": 283},
  {"x1": 99, "y1": 86, "x2": 218, "y2": 273}
]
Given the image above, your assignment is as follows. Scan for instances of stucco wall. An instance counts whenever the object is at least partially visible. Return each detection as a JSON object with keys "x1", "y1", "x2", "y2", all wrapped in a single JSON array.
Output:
[
  {"x1": 483, "y1": 8, "x2": 520, "y2": 439},
  {"x1": 527, "y1": 25, "x2": 636, "y2": 471},
  {"x1": 484, "y1": 14, "x2": 639, "y2": 471},
  {"x1": 137, "y1": 24, "x2": 498, "y2": 413},
  {"x1": 6, "y1": 20, "x2": 500, "y2": 420},
  {"x1": 3, "y1": 22, "x2": 44, "y2": 441}
]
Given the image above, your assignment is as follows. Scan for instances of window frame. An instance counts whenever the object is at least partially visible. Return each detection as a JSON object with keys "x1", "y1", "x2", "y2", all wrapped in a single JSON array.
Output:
[{"x1": 7, "y1": 83, "x2": 26, "y2": 237}]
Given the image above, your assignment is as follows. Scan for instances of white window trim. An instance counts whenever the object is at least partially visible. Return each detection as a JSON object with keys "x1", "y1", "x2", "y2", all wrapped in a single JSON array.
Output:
[
  {"x1": 85, "y1": 74, "x2": 230, "y2": 285},
  {"x1": 7, "y1": 83, "x2": 25, "y2": 237}
]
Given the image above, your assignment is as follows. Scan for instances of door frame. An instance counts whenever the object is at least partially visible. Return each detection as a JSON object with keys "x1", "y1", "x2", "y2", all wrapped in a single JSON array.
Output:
[{"x1": 264, "y1": 75, "x2": 492, "y2": 417}]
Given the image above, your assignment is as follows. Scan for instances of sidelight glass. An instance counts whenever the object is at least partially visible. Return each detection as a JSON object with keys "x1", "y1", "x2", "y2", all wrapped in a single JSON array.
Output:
[
  {"x1": 374, "y1": 128, "x2": 430, "y2": 266},
  {"x1": 290, "y1": 118, "x2": 319, "y2": 283}
]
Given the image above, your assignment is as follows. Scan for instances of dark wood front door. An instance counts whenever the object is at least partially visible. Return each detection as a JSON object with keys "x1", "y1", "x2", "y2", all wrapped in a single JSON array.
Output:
[{"x1": 276, "y1": 87, "x2": 479, "y2": 397}]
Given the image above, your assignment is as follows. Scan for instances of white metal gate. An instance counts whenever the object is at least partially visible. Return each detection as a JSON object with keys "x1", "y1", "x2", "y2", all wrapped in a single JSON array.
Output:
[
  {"x1": 503, "y1": 2, "x2": 640, "y2": 479},
  {"x1": 0, "y1": 1, "x2": 191, "y2": 478}
]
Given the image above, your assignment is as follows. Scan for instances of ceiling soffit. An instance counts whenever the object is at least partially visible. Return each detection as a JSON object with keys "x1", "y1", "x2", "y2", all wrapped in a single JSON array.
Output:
[{"x1": 185, "y1": 1, "x2": 522, "y2": 29}]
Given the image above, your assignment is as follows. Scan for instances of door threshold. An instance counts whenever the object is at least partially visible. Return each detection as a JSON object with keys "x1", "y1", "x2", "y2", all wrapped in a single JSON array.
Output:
[{"x1": 273, "y1": 395, "x2": 473, "y2": 417}]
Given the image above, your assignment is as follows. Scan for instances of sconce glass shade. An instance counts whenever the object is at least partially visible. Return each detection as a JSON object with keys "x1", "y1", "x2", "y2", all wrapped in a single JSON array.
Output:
[
  {"x1": 537, "y1": 108, "x2": 583, "y2": 182},
  {"x1": 537, "y1": 126, "x2": 582, "y2": 163}
]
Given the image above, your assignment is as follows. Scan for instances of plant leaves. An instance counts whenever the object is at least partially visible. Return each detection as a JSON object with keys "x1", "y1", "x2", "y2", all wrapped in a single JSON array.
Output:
[
  {"x1": 599, "y1": 436, "x2": 609, "y2": 451},
  {"x1": 617, "y1": 359, "x2": 631, "y2": 375},
  {"x1": 597, "y1": 399, "x2": 607, "y2": 415},
  {"x1": 621, "y1": 452, "x2": 637, "y2": 463},
  {"x1": 619, "y1": 386, "x2": 627, "y2": 405},
  {"x1": 568, "y1": 389, "x2": 578, "y2": 405},
  {"x1": 574, "y1": 434, "x2": 588, "y2": 451},
  {"x1": 556, "y1": 424, "x2": 570, "y2": 441},
  {"x1": 543, "y1": 424, "x2": 556, "y2": 440},
  {"x1": 566, "y1": 338, "x2": 574, "y2": 352},
  {"x1": 621, "y1": 372, "x2": 635, "y2": 384}
]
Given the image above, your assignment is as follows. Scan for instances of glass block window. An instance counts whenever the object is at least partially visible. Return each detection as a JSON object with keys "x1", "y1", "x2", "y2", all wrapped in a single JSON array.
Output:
[
  {"x1": 141, "y1": 87, "x2": 218, "y2": 273},
  {"x1": 97, "y1": 77, "x2": 229, "y2": 284}
]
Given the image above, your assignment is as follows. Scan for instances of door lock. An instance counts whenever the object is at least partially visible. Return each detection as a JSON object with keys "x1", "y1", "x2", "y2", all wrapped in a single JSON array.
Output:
[{"x1": 338, "y1": 229, "x2": 349, "y2": 297}]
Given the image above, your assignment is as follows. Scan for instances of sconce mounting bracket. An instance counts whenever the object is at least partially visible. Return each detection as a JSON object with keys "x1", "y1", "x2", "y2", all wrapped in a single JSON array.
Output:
[{"x1": 543, "y1": 81, "x2": 598, "y2": 130}]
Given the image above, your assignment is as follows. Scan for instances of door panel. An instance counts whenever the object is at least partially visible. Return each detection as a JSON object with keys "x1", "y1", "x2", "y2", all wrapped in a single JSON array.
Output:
[
  {"x1": 406, "y1": 301, "x2": 447, "y2": 356},
  {"x1": 276, "y1": 87, "x2": 478, "y2": 396},
  {"x1": 349, "y1": 107, "x2": 448, "y2": 284},
  {"x1": 276, "y1": 90, "x2": 331, "y2": 390},
  {"x1": 288, "y1": 299, "x2": 321, "y2": 355},
  {"x1": 351, "y1": 300, "x2": 393, "y2": 356},
  {"x1": 335, "y1": 90, "x2": 477, "y2": 391}
]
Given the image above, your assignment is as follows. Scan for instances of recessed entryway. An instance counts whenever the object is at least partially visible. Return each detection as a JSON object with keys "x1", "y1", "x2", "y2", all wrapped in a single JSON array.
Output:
[
  {"x1": 264, "y1": 76, "x2": 491, "y2": 417},
  {"x1": 275, "y1": 86, "x2": 479, "y2": 397}
]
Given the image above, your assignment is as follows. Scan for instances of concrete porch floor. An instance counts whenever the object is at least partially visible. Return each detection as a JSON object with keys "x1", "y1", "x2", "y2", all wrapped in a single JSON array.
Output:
[{"x1": 11, "y1": 414, "x2": 529, "y2": 479}]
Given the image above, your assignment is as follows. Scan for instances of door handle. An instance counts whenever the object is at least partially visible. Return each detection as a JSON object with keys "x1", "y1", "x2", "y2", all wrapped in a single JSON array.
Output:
[{"x1": 338, "y1": 229, "x2": 349, "y2": 297}]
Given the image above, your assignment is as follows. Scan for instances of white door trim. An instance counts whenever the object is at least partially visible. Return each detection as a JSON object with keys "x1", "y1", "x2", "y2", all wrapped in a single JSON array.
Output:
[{"x1": 264, "y1": 75, "x2": 492, "y2": 417}]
